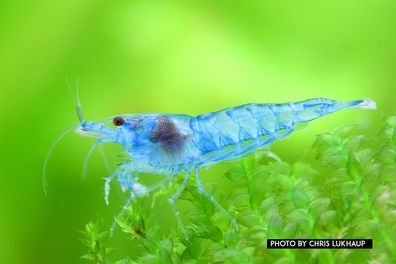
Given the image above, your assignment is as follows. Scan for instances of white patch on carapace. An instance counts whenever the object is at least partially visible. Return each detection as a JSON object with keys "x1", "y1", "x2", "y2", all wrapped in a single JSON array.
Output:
[{"x1": 132, "y1": 182, "x2": 148, "y2": 196}]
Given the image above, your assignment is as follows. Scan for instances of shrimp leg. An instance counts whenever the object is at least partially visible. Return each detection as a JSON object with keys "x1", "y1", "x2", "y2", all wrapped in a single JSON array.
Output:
[
  {"x1": 104, "y1": 161, "x2": 136, "y2": 205},
  {"x1": 98, "y1": 144, "x2": 112, "y2": 174},
  {"x1": 146, "y1": 173, "x2": 178, "y2": 193},
  {"x1": 109, "y1": 169, "x2": 141, "y2": 234},
  {"x1": 168, "y1": 172, "x2": 190, "y2": 240},
  {"x1": 81, "y1": 138, "x2": 113, "y2": 179},
  {"x1": 104, "y1": 162, "x2": 131, "y2": 204},
  {"x1": 104, "y1": 171, "x2": 118, "y2": 204},
  {"x1": 194, "y1": 168, "x2": 238, "y2": 229},
  {"x1": 110, "y1": 192, "x2": 136, "y2": 235},
  {"x1": 108, "y1": 167, "x2": 180, "y2": 233}
]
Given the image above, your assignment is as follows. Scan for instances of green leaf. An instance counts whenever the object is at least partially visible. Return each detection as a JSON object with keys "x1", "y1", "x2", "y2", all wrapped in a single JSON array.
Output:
[
  {"x1": 386, "y1": 116, "x2": 396, "y2": 126},
  {"x1": 159, "y1": 238, "x2": 173, "y2": 255},
  {"x1": 336, "y1": 124, "x2": 358, "y2": 137},
  {"x1": 347, "y1": 152, "x2": 362, "y2": 181},
  {"x1": 292, "y1": 189, "x2": 310, "y2": 209},
  {"x1": 136, "y1": 254, "x2": 158, "y2": 264},
  {"x1": 203, "y1": 224, "x2": 223, "y2": 242},
  {"x1": 237, "y1": 210, "x2": 261, "y2": 227},
  {"x1": 319, "y1": 210, "x2": 337, "y2": 226},
  {"x1": 223, "y1": 229, "x2": 238, "y2": 248},
  {"x1": 315, "y1": 132, "x2": 342, "y2": 147},
  {"x1": 225, "y1": 168, "x2": 246, "y2": 185},
  {"x1": 212, "y1": 248, "x2": 250, "y2": 263},
  {"x1": 241, "y1": 154, "x2": 257, "y2": 173},
  {"x1": 267, "y1": 214, "x2": 283, "y2": 237},
  {"x1": 184, "y1": 238, "x2": 202, "y2": 259},
  {"x1": 309, "y1": 197, "x2": 331, "y2": 216},
  {"x1": 159, "y1": 246, "x2": 174, "y2": 264},
  {"x1": 114, "y1": 257, "x2": 137, "y2": 264}
]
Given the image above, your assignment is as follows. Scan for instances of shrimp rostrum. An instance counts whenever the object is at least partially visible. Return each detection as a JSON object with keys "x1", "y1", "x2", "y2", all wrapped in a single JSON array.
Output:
[{"x1": 45, "y1": 97, "x2": 376, "y2": 237}]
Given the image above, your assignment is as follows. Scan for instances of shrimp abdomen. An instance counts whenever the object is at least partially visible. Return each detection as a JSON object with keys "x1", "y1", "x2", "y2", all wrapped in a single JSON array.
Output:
[{"x1": 190, "y1": 98, "x2": 376, "y2": 163}]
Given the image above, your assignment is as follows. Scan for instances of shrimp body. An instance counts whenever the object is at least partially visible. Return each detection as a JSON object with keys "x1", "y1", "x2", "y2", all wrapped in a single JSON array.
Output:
[
  {"x1": 84, "y1": 98, "x2": 375, "y2": 173},
  {"x1": 76, "y1": 97, "x2": 376, "y2": 236}
]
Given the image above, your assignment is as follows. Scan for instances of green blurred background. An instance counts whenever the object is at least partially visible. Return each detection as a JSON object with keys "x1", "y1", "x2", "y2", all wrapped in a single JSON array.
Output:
[{"x1": 0, "y1": 0, "x2": 395, "y2": 263}]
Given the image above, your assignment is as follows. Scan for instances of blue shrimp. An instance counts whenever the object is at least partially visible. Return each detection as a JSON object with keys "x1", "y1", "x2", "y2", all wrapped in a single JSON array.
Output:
[{"x1": 44, "y1": 97, "x2": 376, "y2": 238}]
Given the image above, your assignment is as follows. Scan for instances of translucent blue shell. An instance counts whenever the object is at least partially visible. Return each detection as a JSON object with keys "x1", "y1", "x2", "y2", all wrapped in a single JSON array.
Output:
[{"x1": 80, "y1": 98, "x2": 375, "y2": 176}]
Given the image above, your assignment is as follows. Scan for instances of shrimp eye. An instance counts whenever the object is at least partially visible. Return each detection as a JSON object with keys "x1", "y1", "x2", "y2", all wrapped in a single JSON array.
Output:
[{"x1": 113, "y1": 116, "x2": 125, "y2": 126}]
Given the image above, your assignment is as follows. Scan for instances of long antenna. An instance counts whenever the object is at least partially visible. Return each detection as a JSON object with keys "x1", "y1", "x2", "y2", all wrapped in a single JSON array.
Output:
[
  {"x1": 42, "y1": 124, "x2": 79, "y2": 195},
  {"x1": 66, "y1": 78, "x2": 85, "y2": 123}
]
